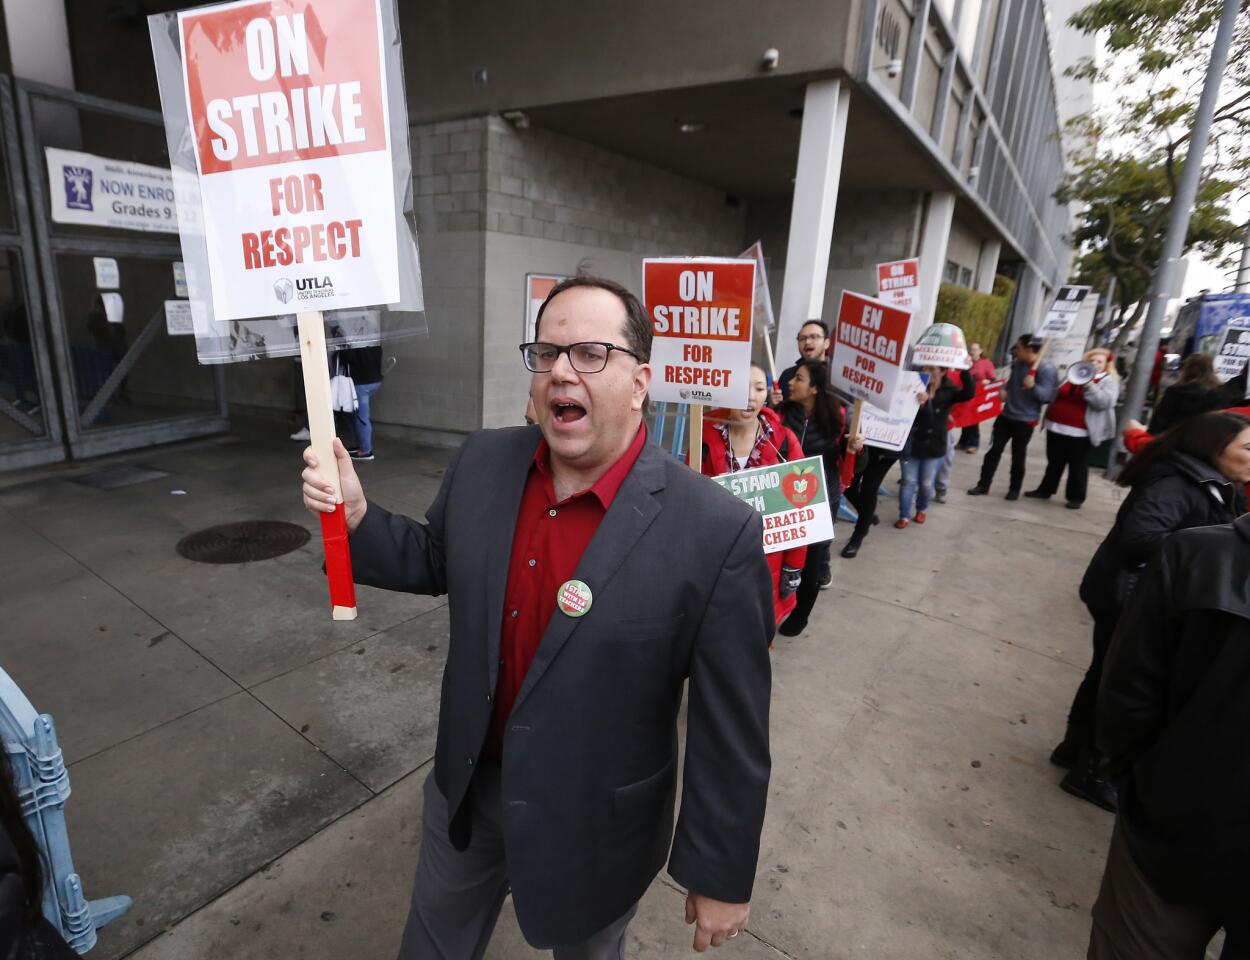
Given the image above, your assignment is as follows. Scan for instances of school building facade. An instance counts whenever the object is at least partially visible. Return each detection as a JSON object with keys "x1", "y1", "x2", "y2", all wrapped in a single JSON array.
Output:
[{"x1": 0, "y1": 0, "x2": 1078, "y2": 465}]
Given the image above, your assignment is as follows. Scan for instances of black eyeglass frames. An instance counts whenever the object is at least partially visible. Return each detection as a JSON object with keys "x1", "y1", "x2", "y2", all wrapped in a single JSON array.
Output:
[{"x1": 519, "y1": 341, "x2": 643, "y2": 374}]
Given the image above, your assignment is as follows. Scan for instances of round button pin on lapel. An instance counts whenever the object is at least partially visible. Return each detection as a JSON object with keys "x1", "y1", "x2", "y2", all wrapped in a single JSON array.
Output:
[{"x1": 556, "y1": 579, "x2": 593, "y2": 617}]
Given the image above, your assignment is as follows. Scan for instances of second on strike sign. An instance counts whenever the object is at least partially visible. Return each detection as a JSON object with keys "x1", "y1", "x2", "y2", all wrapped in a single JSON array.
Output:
[
  {"x1": 643, "y1": 258, "x2": 754, "y2": 408},
  {"x1": 830, "y1": 290, "x2": 912, "y2": 411},
  {"x1": 177, "y1": 0, "x2": 399, "y2": 320}
]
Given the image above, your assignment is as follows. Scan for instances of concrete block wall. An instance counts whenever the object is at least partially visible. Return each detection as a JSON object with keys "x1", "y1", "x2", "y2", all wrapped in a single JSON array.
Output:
[
  {"x1": 479, "y1": 116, "x2": 746, "y2": 429},
  {"x1": 368, "y1": 119, "x2": 487, "y2": 440}
]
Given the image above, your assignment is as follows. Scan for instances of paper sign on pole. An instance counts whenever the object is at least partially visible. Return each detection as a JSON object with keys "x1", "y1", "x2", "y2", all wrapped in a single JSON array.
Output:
[
  {"x1": 1213, "y1": 318, "x2": 1250, "y2": 382},
  {"x1": 739, "y1": 241, "x2": 777, "y2": 331},
  {"x1": 710, "y1": 455, "x2": 835, "y2": 552},
  {"x1": 876, "y1": 258, "x2": 920, "y2": 312},
  {"x1": 830, "y1": 290, "x2": 912, "y2": 411},
  {"x1": 45, "y1": 147, "x2": 181, "y2": 235},
  {"x1": 524, "y1": 274, "x2": 567, "y2": 343},
  {"x1": 643, "y1": 258, "x2": 754, "y2": 408},
  {"x1": 173, "y1": 261, "x2": 188, "y2": 297},
  {"x1": 100, "y1": 293, "x2": 124, "y2": 325},
  {"x1": 93, "y1": 258, "x2": 120, "y2": 289},
  {"x1": 1037, "y1": 285, "x2": 1092, "y2": 338},
  {"x1": 164, "y1": 299, "x2": 197, "y2": 335},
  {"x1": 174, "y1": 0, "x2": 401, "y2": 321}
]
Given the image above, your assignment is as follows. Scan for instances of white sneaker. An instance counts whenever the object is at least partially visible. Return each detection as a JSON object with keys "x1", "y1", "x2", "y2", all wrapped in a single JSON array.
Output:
[{"x1": 290, "y1": 427, "x2": 310, "y2": 441}]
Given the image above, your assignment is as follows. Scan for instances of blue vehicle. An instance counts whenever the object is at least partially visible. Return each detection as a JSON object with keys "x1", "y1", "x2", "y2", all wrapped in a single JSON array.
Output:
[{"x1": 1168, "y1": 292, "x2": 1250, "y2": 357}]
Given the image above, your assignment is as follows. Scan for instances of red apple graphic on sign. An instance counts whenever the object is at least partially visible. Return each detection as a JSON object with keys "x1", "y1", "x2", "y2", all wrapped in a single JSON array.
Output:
[{"x1": 781, "y1": 466, "x2": 819, "y2": 507}]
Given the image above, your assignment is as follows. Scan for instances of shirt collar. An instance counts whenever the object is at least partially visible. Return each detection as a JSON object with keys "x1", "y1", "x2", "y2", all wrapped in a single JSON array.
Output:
[{"x1": 533, "y1": 422, "x2": 647, "y2": 509}]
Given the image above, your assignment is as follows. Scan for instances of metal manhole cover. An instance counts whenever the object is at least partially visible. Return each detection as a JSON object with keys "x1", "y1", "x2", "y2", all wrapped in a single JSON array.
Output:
[{"x1": 176, "y1": 521, "x2": 311, "y2": 564}]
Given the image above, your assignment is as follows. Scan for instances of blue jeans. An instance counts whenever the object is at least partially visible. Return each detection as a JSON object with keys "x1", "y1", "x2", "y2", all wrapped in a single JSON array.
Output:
[
  {"x1": 899, "y1": 457, "x2": 943, "y2": 519},
  {"x1": 936, "y1": 428, "x2": 957, "y2": 492},
  {"x1": 351, "y1": 381, "x2": 381, "y2": 452}
]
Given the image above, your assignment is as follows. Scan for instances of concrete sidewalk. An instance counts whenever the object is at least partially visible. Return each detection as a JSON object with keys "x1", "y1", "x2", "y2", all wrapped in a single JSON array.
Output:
[{"x1": 2, "y1": 421, "x2": 1130, "y2": 959}]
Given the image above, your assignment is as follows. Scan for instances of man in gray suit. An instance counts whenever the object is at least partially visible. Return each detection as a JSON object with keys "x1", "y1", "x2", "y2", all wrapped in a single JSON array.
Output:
[{"x1": 302, "y1": 276, "x2": 773, "y2": 957}]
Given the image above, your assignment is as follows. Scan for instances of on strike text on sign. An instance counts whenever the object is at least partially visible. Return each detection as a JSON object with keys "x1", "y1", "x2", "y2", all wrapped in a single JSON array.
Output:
[
  {"x1": 176, "y1": 0, "x2": 400, "y2": 320},
  {"x1": 644, "y1": 259, "x2": 754, "y2": 408}
]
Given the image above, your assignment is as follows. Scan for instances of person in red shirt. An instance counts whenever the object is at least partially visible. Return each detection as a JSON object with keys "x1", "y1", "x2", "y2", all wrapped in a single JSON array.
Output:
[
  {"x1": 701, "y1": 363, "x2": 807, "y2": 627},
  {"x1": 956, "y1": 342, "x2": 997, "y2": 452},
  {"x1": 301, "y1": 277, "x2": 772, "y2": 957}
]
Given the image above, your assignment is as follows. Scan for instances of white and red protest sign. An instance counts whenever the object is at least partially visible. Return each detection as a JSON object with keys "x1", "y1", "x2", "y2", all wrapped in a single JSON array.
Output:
[
  {"x1": 1037, "y1": 285, "x2": 1091, "y2": 338},
  {"x1": 860, "y1": 371, "x2": 924, "y2": 453},
  {"x1": 177, "y1": 0, "x2": 400, "y2": 320},
  {"x1": 1213, "y1": 318, "x2": 1250, "y2": 383},
  {"x1": 643, "y1": 258, "x2": 754, "y2": 408},
  {"x1": 831, "y1": 290, "x2": 912, "y2": 411},
  {"x1": 950, "y1": 377, "x2": 1005, "y2": 429},
  {"x1": 876, "y1": 258, "x2": 920, "y2": 312}
]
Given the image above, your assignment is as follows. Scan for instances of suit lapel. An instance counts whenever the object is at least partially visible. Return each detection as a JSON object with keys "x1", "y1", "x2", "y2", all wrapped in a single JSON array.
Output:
[
  {"x1": 483, "y1": 427, "x2": 542, "y2": 692},
  {"x1": 511, "y1": 442, "x2": 667, "y2": 713}
]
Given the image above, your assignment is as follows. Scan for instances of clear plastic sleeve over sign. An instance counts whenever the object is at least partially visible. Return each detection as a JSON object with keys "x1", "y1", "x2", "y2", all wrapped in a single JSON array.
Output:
[{"x1": 147, "y1": 0, "x2": 425, "y2": 364}]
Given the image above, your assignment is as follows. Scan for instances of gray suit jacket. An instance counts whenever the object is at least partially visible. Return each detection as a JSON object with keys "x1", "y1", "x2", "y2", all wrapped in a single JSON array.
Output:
[{"x1": 348, "y1": 425, "x2": 773, "y2": 947}]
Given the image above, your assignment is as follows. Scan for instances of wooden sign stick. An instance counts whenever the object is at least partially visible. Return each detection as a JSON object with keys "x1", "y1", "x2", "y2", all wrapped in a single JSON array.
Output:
[
  {"x1": 761, "y1": 325, "x2": 778, "y2": 383},
  {"x1": 849, "y1": 398, "x2": 865, "y2": 438},
  {"x1": 297, "y1": 310, "x2": 358, "y2": 621},
  {"x1": 688, "y1": 403, "x2": 704, "y2": 471}
]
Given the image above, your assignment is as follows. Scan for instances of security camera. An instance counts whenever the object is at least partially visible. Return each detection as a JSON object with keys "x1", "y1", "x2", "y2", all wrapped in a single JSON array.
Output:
[
  {"x1": 761, "y1": 48, "x2": 780, "y2": 70},
  {"x1": 886, "y1": 58, "x2": 903, "y2": 79}
]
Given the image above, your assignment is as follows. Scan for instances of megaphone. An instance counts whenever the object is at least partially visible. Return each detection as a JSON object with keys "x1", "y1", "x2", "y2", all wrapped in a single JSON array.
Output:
[{"x1": 1067, "y1": 361, "x2": 1097, "y2": 386}]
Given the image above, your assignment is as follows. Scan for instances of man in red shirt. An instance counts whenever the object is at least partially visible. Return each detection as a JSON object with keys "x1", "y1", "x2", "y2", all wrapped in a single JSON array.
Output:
[{"x1": 302, "y1": 277, "x2": 773, "y2": 958}]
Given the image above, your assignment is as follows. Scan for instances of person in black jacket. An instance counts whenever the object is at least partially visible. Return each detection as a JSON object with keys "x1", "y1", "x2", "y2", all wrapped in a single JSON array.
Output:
[
  {"x1": 1146, "y1": 352, "x2": 1224, "y2": 434},
  {"x1": 894, "y1": 366, "x2": 975, "y2": 528},
  {"x1": 1053, "y1": 411, "x2": 1250, "y2": 812},
  {"x1": 778, "y1": 359, "x2": 856, "y2": 637},
  {"x1": 1090, "y1": 511, "x2": 1250, "y2": 959},
  {"x1": 1, "y1": 750, "x2": 78, "y2": 960}
]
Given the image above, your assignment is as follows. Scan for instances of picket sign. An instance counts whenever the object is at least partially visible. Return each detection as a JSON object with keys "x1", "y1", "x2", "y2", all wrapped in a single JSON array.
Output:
[
  {"x1": 643, "y1": 257, "x2": 754, "y2": 471},
  {"x1": 297, "y1": 310, "x2": 357, "y2": 621},
  {"x1": 711, "y1": 455, "x2": 835, "y2": 552}
]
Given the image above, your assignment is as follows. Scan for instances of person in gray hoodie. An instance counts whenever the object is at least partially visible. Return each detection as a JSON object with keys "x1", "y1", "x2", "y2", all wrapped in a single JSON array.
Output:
[{"x1": 967, "y1": 334, "x2": 1058, "y2": 500}]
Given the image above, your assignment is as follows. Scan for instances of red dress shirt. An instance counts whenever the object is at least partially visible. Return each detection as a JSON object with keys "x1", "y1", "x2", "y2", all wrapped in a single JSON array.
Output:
[{"x1": 486, "y1": 424, "x2": 647, "y2": 757}]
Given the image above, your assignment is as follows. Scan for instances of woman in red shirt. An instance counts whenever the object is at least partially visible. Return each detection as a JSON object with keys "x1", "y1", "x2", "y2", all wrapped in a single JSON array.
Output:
[{"x1": 701, "y1": 363, "x2": 808, "y2": 628}]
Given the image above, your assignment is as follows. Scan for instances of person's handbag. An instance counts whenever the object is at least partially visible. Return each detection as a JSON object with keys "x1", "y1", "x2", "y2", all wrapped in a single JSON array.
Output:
[{"x1": 330, "y1": 354, "x2": 358, "y2": 413}]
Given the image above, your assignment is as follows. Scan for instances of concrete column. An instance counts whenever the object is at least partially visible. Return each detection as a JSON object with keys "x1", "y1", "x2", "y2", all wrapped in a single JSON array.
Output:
[
  {"x1": 1008, "y1": 267, "x2": 1044, "y2": 343},
  {"x1": 914, "y1": 191, "x2": 956, "y2": 331},
  {"x1": 1, "y1": 0, "x2": 74, "y2": 87},
  {"x1": 975, "y1": 239, "x2": 1001, "y2": 293},
  {"x1": 777, "y1": 79, "x2": 850, "y2": 352}
]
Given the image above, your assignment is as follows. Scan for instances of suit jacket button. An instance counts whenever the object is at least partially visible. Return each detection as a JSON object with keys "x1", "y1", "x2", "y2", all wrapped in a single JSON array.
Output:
[
  {"x1": 486, "y1": 693, "x2": 493, "y2": 703},
  {"x1": 466, "y1": 755, "x2": 474, "y2": 767}
]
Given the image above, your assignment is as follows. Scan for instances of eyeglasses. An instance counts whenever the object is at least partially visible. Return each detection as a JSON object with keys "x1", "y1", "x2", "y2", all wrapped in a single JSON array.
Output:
[
  {"x1": 797, "y1": 333, "x2": 825, "y2": 343},
  {"x1": 519, "y1": 341, "x2": 643, "y2": 374}
]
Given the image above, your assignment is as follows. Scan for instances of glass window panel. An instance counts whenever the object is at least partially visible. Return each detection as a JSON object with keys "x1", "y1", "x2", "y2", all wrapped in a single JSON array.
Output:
[
  {"x1": 0, "y1": 248, "x2": 46, "y2": 440},
  {"x1": 55, "y1": 253, "x2": 217, "y2": 431}
]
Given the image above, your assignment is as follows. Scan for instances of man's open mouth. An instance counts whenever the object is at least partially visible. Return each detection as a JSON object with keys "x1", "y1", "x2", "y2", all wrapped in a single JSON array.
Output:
[{"x1": 552, "y1": 401, "x2": 587, "y2": 423}]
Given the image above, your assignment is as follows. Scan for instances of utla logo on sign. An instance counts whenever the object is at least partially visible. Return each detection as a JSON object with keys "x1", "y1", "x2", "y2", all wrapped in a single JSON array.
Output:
[
  {"x1": 643, "y1": 258, "x2": 754, "y2": 408},
  {"x1": 711, "y1": 455, "x2": 835, "y2": 553},
  {"x1": 1037, "y1": 285, "x2": 1091, "y2": 339},
  {"x1": 177, "y1": 0, "x2": 400, "y2": 320},
  {"x1": 876, "y1": 258, "x2": 919, "y2": 311},
  {"x1": 831, "y1": 290, "x2": 912, "y2": 411}
]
